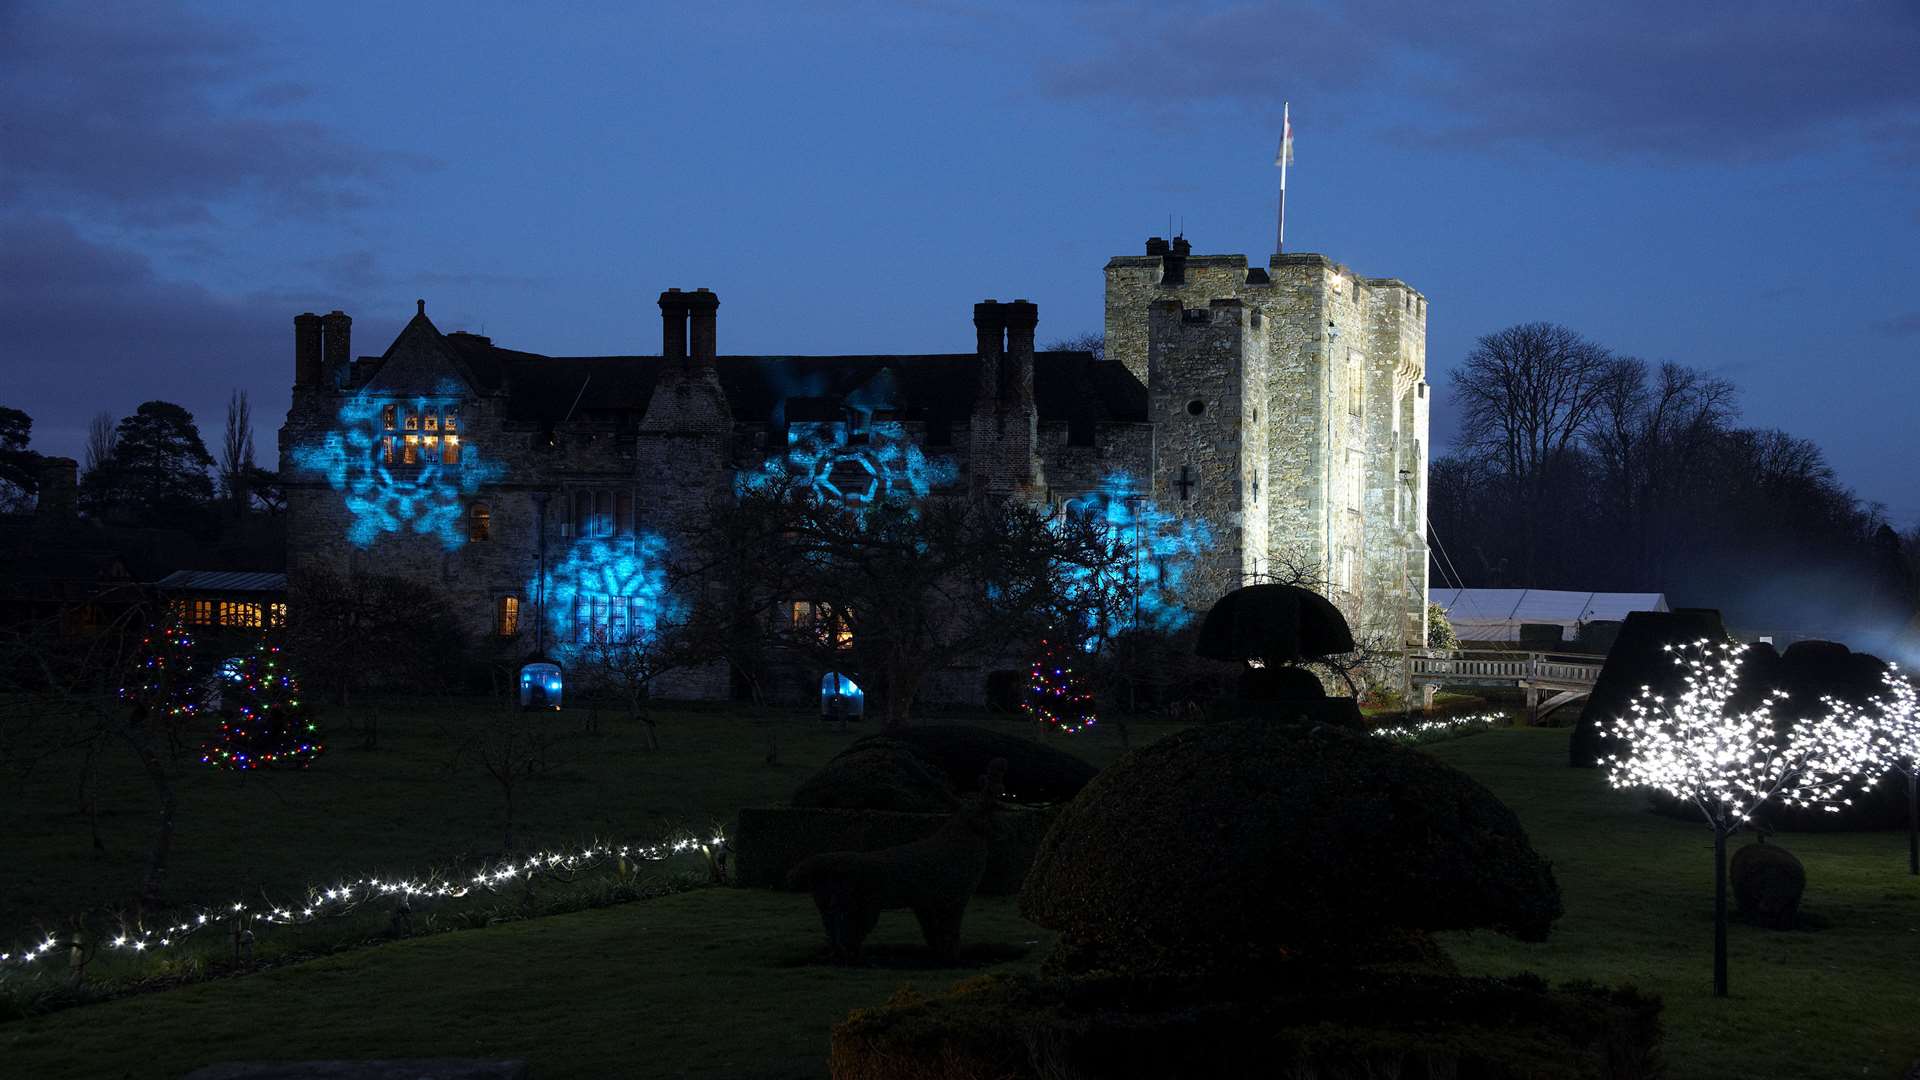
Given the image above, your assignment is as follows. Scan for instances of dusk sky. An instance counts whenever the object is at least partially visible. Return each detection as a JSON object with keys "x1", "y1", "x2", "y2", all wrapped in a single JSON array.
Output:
[{"x1": 3, "y1": 1, "x2": 1915, "y2": 526}]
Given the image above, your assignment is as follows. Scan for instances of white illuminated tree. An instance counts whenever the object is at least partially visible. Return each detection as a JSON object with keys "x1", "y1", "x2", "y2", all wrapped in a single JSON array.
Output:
[
  {"x1": 1824, "y1": 667, "x2": 1920, "y2": 876},
  {"x1": 1602, "y1": 639, "x2": 1873, "y2": 998}
]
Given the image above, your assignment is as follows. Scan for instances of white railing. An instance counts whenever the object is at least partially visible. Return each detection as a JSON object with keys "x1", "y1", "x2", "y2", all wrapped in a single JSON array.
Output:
[{"x1": 1409, "y1": 649, "x2": 1602, "y2": 689}]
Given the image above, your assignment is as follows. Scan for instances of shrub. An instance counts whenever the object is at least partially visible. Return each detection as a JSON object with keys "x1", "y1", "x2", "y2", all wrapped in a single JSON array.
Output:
[
  {"x1": 1571, "y1": 608, "x2": 1728, "y2": 768},
  {"x1": 842, "y1": 725, "x2": 1099, "y2": 805},
  {"x1": 828, "y1": 971, "x2": 1664, "y2": 1080},
  {"x1": 1730, "y1": 840, "x2": 1805, "y2": 930},
  {"x1": 1019, "y1": 719, "x2": 1560, "y2": 978},
  {"x1": 789, "y1": 740, "x2": 953, "y2": 814},
  {"x1": 730, "y1": 805, "x2": 1057, "y2": 896}
]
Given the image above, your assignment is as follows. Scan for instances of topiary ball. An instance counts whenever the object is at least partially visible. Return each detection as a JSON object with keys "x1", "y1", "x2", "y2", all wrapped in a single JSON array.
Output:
[
  {"x1": 1019, "y1": 719, "x2": 1561, "y2": 977},
  {"x1": 1731, "y1": 840, "x2": 1805, "y2": 930}
]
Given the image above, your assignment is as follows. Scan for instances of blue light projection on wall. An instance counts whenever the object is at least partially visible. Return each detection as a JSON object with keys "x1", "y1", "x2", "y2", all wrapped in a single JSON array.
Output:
[
  {"x1": 1061, "y1": 473, "x2": 1212, "y2": 635},
  {"x1": 527, "y1": 533, "x2": 677, "y2": 660},
  {"x1": 737, "y1": 419, "x2": 957, "y2": 506},
  {"x1": 291, "y1": 386, "x2": 503, "y2": 549}
]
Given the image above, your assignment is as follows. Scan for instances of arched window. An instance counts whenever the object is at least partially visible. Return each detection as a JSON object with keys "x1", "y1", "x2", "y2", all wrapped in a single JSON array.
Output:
[{"x1": 469, "y1": 502, "x2": 492, "y2": 542}]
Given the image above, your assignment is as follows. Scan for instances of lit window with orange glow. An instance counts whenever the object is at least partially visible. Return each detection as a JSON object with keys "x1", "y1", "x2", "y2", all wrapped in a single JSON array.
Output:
[{"x1": 443, "y1": 434, "x2": 460, "y2": 463}]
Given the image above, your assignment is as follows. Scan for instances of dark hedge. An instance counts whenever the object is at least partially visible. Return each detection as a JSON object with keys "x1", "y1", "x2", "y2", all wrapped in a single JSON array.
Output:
[
  {"x1": 1019, "y1": 719, "x2": 1561, "y2": 977},
  {"x1": 790, "y1": 740, "x2": 955, "y2": 814},
  {"x1": 1570, "y1": 608, "x2": 1728, "y2": 768},
  {"x1": 731, "y1": 805, "x2": 1057, "y2": 896},
  {"x1": 828, "y1": 971, "x2": 1663, "y2": 1080},
  {"x1": 840, "y1": 725, "x2": 1099, "y2": 805}
]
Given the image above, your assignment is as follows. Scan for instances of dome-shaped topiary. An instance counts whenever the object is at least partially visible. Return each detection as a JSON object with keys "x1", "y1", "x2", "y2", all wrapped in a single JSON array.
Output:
[
  {"x1": 843, "y1": 725, "x2": 1099, "y2": 805},
  {"x1": 1730, "y1": 840, "x2": 1805, "y2": 930},
  {"x1": 790, "y1": 739, "x2": 954, "y2": 814},
  {"x1": 1019, "y1": 719, "x2": 1561, "y2": 976}
]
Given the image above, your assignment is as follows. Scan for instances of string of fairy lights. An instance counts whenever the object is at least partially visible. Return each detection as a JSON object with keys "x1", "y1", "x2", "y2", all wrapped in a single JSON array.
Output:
[
  {"x1": 1370, "y1": 713, "x2": 1506, "y2": 743},
  {"x1": 0, "y1": 829, "x2": 725, "y2": 974}
]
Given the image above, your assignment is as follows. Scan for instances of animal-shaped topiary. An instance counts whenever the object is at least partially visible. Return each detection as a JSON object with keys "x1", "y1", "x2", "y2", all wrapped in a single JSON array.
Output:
[{"x1": 788, "y1": 759, "x2": 1006, "y2": 964}]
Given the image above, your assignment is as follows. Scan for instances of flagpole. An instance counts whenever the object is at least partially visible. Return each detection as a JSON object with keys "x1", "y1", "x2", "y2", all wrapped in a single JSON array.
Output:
[{"x1": 1276, "y1": 101, "x2": 1290, "y2": 255}]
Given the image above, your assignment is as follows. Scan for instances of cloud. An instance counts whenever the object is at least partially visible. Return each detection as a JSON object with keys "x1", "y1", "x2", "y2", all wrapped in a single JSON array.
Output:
[
  {"x1": 0, "y1": 216, "x2": 324, "y2": 464},
  {"x1": 1871, "y1": 312, "x2": 1920, "y2": 338},
  {"x1": 1036, "y1": 1, "x2": 1920, "y2": 164},
  {"x1": 0, "y1": 3, "x2": 434, "y2": 227}
]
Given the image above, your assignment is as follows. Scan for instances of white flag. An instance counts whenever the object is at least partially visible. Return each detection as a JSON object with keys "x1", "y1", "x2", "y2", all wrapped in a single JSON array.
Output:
[{"x1": 1276, "y1": 103, "x2": 1294, "y2": 167}]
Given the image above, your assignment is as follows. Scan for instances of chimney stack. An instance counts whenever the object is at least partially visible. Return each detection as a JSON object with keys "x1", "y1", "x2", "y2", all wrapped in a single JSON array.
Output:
[
  {"x1": 659, "y1": 289, "x2": 688, "y2": 363},
  {"x1": 1001, "y1": 299, "x2": 1037, "y2": 406},
  {"x1": 686, "y1": 288, "x2": 719, "y2": 362},
  {"x1": 1145, "y1": 237, "x2": 1171, "y2": 256},
  {"x1": 294, "y1": 313, "x2": 322, "y2": 387},
  {"x1": 35, "y1": 457, "x2": 77, "y2": 519},
  {"x1": 320, "y1": 310, "x2": 352, "y2": 388},
  {"x1": 973, "y1": 300, "x2": 1004, "y2": 402}
]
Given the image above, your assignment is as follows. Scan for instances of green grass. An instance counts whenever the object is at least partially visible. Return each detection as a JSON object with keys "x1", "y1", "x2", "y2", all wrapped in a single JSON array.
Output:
[
  {"x1": 3, "y1": 714, "x2": 1917, "y2": 1078},
  {"x1": 0, "y1": 701, "x2": 1154, "y2": 934},
  {"x1": 1427, "y1": 728, "x2": 1919, "y2": 1080}
]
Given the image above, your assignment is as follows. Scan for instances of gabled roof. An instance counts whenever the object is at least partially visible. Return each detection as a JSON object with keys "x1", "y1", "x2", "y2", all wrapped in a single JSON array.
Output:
[
  {"x1": 153, "y1": 570, "x2": 288, "y2": 593},
  {"x1": 359, "y1": 307, "x2": 484, "y2": 395}
]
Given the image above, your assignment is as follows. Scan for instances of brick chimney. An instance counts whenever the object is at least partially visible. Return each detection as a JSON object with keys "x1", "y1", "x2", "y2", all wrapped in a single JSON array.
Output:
[
  {"x1": 973, "y1": 300, "x2": 1004, "y2": 403},
  {"x1": 686, "y1": 288, "x2": 719, "y2": 362},
  {"x1": 1001, "y1": 299, "x2": 1037, "y2": 407},
  {"x1": 320, "y1": 310, "x2": 352, "y2": 388},
  {"x1": 294, "y1": 313, "x2": 322, "y2": 387},
  {"x1": 35, "y1": 457, "x2": 77, "y2": 518},
  {"x1": 659, "y1": 289, "x2": 689, "y2": 363}
]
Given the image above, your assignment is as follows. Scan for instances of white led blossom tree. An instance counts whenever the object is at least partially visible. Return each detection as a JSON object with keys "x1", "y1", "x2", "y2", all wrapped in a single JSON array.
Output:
[
  {"x1": 1824, "y1": 666, "x2": 1920, "y2": 875},
  {"x1": 1602, "y1": 639, "x2": 1874, "y2": 997}
]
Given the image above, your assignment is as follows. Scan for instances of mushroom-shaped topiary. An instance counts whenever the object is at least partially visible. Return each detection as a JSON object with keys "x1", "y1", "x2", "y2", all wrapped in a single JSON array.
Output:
[{"x1": 1019, "y1": 719, "x2": 1561, "y2": 977}]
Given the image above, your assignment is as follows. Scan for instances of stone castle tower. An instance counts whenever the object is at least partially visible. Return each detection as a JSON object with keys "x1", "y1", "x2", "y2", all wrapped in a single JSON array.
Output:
[{"x1": 1106, "y1": 238, "x2": 1431, "y2": 648}]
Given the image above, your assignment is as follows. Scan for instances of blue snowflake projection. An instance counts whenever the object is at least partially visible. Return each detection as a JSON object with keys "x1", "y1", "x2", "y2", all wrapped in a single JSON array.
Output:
[
  {"x1": 529, "y1": 533, "x2": 678, "y2": 660},
  {"x1": 738, "y1": 419, "x2": 957, "y2": 506},
  {"x1": 1060, "y1": 473, "x2": 1213, "y2": 636},
  {"x1": 291, "y1": 388, "x2": 503, "y2": 549}
]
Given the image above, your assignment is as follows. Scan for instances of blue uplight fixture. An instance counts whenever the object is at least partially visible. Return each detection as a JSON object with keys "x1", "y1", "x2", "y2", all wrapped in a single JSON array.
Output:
[
  {"x1": 518, "y1": 661, "x2": 564, "y2": 711},
  {"x1": 820, "y1": 670, "x2": 865, "y2": 721}
]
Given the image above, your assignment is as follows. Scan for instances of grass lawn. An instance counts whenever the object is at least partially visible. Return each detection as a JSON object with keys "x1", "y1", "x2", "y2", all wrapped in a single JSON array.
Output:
[
  {"x1": 0, "y1": 700, "x2": 1155, "y2": 933},
  {"x1": 1427, "y1": 728, "x2": 1920, "y2": 1080},
  {"x1": 3, "y1": 715, "x2": 1917, "y2": 1078}
]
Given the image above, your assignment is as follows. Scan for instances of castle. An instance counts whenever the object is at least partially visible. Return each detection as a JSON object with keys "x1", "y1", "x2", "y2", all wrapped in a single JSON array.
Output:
[{"x1": 278, "y1": 236, "x2": 1429, "y2": 700}]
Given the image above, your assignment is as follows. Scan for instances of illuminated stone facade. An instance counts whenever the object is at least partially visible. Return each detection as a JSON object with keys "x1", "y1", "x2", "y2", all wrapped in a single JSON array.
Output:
[{"x1": 279, "y1": 238, "x2": 1428, "y2": 701}]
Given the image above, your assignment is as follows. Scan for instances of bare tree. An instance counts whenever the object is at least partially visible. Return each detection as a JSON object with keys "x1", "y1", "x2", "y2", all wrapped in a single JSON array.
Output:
[
  {"x1": 83, "y1": 411, "x2": 118, "y2": 476},
  {"x1": 219, "y1": 390, "x2": 255, "y2": 510},
  {"x1": 1452, "y1": 323, "x2": 1619, "y2": 581},
  {"x1": 448, "y1": 704, "x2": 564, "y2": 853},
  {"x1": 1042, "y1": 332, "x2": 1105, "y2": 362},
  {"x1": 580, "y1": 618, "x2": 704, "y2": 750}
]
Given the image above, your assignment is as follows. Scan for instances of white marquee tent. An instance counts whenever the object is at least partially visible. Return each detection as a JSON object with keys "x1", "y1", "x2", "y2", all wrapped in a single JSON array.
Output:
[{"x1": 1430, "y1": 588, "x2": 1670, "y2": 644}]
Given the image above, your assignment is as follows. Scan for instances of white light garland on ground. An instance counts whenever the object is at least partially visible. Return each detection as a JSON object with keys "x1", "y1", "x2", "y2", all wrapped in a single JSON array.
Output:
[
  {"x1": 0, "y1": 829, "x2": 725, "y2": 972},
  {"x1": 1371, "y1": 712, "x2": 1506, "y2": 743}
]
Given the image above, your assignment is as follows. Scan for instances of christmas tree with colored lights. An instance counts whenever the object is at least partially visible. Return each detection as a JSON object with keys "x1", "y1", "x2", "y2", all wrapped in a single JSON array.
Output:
[
  {"x1": 121, "y1": 617, "x2": 206, "y2": 752},
  {"x1": 1022, "y1": 633, "x2": 1097, "y2": 734},
  {"x1": 202, "y1": 640, "x2": 325, "y2": 770}
]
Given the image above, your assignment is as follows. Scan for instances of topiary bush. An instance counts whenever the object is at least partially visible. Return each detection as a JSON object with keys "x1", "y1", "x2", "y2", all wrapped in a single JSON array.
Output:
[
  {"x1": 1571, "y1": 608, "x2": 1728, "y2": 768},
  {"x1": 730, "y1": 804, "x2": 1058, "y2": 896},
  {"x1": 841, "y1": 724, "x2": 1099, "y2": 805},
  {"x1": 790, "y1": 739, "x2": 955, "y2": 814},
  {"x1": 1730, "y1": 840, "x2": 1805, "y2": 930},
  {"x1": 1018, "y1": 719, "x2": 1561, "y2": 977},
  {"x1": 828, "y1": 971, "x2": 1664, "y2": 1080}
]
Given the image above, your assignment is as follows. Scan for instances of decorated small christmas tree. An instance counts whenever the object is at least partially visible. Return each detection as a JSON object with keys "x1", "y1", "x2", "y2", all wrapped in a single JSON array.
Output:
[
  {"x1": 202, "y1": 640, "x2": 325, "y2": 770},
  {"x1": 1023, "y1": 633, "x2": 1097, "y2": 734},
  {"x1": 121, "y1": 617, "x2": 205, "y2": 735}
]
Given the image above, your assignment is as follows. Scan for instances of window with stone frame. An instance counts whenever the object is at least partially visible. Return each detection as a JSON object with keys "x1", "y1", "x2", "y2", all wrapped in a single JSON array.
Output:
[
  {"x1": 495, "y1": 595, "x2": 520, "y2": 638},
  {"x1": 572, "y1": 594, "x2": 652, "y2": 644},
  {"x1": 382, "y1": 403, "x2": 464, "y2": 466},
  {"x1": 1347, "y1": 352, "x2": 1365, "y2": 417},
  {"x1": 564, "y1": 488, "x2": 633, "y2": 538},
  {"x1": 469, "y1": 502, "x2": 492, "y2": 542},
  {"x1": 1347, "y1": 450, "x2": 1364, "y2": 511}
]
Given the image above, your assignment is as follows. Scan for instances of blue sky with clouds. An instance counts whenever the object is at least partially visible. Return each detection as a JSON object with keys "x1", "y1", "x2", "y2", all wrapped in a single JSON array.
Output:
[{"x1": 3, "y1": 1, "x2": 1915, "y2": 524}]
